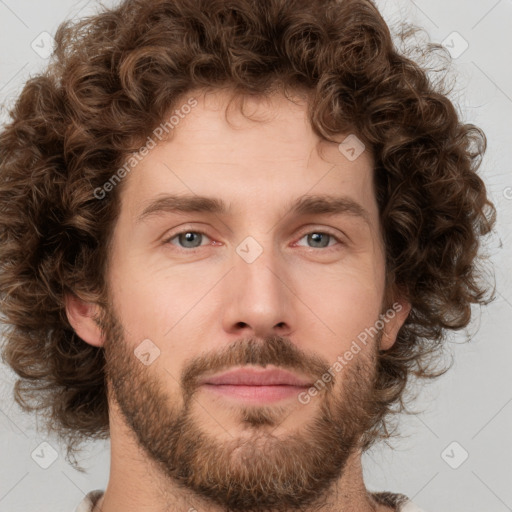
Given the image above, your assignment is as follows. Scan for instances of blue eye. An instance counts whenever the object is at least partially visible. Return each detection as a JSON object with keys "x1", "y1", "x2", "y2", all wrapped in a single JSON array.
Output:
[
  {"x1": 296, "y1": 232, "x2": 341, "y2": 249},
  {"x1": 166, "y1": 231, "x2": 211, "y2": 249}
]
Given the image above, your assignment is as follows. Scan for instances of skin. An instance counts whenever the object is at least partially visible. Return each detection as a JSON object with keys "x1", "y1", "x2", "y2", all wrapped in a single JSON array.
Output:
[{"x1": 66, "y1": 88, "x2": 411, "y2": 512}]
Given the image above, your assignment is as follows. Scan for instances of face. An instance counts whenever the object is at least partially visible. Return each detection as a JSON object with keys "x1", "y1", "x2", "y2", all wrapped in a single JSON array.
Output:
[{"x1": 94, "y1": 89, "x2": 407, "y2": 511}]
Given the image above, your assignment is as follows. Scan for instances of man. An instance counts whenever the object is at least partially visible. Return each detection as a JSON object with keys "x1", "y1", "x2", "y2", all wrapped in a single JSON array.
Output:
[{"x1": 0, "y1": 0, "x2": 496, "y2": 511}]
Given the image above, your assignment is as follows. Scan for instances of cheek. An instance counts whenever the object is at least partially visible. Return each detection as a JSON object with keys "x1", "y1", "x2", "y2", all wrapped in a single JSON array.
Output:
[
  {"x1": 106, "y1": 253, "x2": 178, "y2": 343},
  {"x1": 107, "y1": 250, "x2": 218, "y2": 367},
  {"x1": 291, "y1": 261, "x2": 384, "y2": 357}
]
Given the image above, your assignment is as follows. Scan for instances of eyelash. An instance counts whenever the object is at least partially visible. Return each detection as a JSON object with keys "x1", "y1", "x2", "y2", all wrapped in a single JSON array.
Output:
[{"x1": 163, "y1": 228, "x2": 345, "y2": 252}]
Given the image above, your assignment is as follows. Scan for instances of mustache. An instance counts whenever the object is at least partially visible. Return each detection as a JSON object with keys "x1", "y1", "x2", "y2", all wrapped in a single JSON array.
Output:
[{"x1": 180, "y1": 335, "x2": 332, "y2": 395}]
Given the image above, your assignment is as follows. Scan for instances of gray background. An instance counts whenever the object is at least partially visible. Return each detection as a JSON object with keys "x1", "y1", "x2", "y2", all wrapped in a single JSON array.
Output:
[{"x1": 0, "y1": 1, "x2": 511, "y2": 511}]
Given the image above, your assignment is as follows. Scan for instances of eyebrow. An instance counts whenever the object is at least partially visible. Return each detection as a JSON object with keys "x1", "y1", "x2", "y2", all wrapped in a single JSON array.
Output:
[{"x1": 135, "y1": 193, "x2": 372, "y2": 227}]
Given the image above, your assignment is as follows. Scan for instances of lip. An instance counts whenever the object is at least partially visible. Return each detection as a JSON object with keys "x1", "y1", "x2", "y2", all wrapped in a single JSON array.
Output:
[{"x1": 199, "y1": 367, "x2": 314, "y2": 387}]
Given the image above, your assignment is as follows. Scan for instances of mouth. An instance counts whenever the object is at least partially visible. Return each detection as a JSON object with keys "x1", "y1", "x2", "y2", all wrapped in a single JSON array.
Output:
[{"x1": 199, "y1": 366, "x2": 313, "y2": 404}]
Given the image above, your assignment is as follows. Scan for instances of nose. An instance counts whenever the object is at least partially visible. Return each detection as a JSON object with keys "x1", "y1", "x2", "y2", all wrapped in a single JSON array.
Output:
[{"x1": 221, "y1": 240, "x2": 295, "y2": 340}]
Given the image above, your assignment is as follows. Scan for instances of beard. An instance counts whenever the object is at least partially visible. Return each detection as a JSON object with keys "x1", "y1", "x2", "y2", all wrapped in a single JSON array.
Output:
[{"x1": 100, "y1": 304, "x2": 383, "y2": 512}]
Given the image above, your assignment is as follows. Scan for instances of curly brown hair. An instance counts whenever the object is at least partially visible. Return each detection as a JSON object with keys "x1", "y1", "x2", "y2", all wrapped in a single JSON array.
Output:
[{"x1": 0, "y1": 0, "x2": 496, "y2": 465}]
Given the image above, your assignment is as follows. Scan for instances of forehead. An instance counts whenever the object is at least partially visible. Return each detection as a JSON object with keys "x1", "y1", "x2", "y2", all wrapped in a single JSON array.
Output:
[{"x1": 119, "y1": 89, "x2": 377, "y2": 224}]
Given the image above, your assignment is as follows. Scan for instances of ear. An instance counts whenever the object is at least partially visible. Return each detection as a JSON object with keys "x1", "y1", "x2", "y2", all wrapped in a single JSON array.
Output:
[
  {"x1": 379, "y1": 297, "x2": 411, "y2": 351},
  {"x1": 65, "y1": 293, "x2": 105, "y2": 347}
]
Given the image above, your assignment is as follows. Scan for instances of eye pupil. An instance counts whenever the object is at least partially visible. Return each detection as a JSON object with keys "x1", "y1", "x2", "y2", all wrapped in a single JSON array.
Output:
[
  {"x1": 308, "y1": 233, "x2": 329, "y2": 248},
  {"x1": 179, "y1": 232, "x2": 202, "y2": 248}
]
